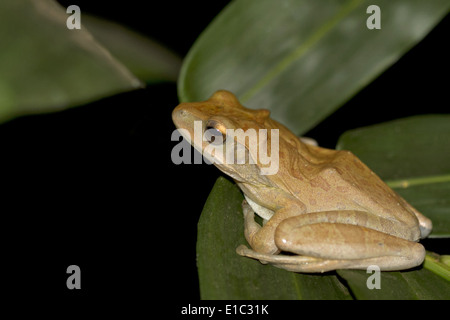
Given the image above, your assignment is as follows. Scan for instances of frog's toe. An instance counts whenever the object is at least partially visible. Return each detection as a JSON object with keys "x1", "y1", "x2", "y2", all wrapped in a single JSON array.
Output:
[
  {"x1": 236, "y1": 244, "x2": 249, "y2": 256},
  {"x1": 236, "y1": 244, "x2": 328, "y2": 271},
  {"x1": 241, "y1": 200, "x2": 253, "y2": 215}
]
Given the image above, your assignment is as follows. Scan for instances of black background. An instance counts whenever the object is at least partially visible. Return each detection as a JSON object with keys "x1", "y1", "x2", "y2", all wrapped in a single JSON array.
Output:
[{"x1": 4, "y1": 0, "x2": 448, "y2": 306}]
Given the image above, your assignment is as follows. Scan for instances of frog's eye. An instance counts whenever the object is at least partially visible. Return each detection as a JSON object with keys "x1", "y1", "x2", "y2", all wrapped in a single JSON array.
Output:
[{"x1": 205, "y1": 121, "x2": 226, "y2": 145}]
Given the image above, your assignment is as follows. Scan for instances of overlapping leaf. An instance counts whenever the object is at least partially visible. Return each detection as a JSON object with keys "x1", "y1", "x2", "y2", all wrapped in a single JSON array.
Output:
[
  {"x1": 0, "y1": 1, "x2": 142, "y2": 122},
  {"x1": 0, "y1": 0, "x2": 181, "y2": 123},
  {"x1": 178, "y1": 0, "x2": 449, "y2": 134}
]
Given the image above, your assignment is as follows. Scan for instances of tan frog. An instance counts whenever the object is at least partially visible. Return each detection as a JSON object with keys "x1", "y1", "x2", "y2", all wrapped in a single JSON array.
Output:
[{"x1": 172, "y1": 90, "x2": 432, "y2": 273}]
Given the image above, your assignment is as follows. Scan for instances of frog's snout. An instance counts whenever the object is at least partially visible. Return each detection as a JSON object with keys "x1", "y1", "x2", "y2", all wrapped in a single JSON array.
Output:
[{"x1": 172, "y1": 104, "x2": 189, "y2": 126}]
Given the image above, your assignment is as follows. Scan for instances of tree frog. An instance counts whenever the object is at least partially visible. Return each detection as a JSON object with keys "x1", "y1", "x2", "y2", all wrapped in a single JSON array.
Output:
[{"x1": 172, "y1": 90, "x2": 432, "y2": 273}]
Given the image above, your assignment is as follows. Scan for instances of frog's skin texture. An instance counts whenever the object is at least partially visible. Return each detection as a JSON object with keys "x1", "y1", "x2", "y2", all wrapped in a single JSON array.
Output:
[{"x1": 172, "y1": 90, "x2": 432, "y2": 273}]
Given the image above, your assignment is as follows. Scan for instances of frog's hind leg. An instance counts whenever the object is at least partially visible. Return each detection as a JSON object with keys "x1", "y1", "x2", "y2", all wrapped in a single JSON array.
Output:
[
  {"x1": 397, "y1": 195, "x2": 432, "y2": 238},
  {"x1": 237, "y1": 209, "x2": 426, "y2": 273},
  {"x1": 236, "y1": 245, "x2": 343, "y2": 272},
  {"x1": 273, "y1": 221, "x2": 425, "y2": 273},
  {"x1": 236, "y1": 244, "x2": 423, "y2": 273}
]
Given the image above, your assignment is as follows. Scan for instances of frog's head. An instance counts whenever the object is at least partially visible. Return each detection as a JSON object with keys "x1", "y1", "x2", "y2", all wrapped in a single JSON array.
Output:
[{"x1": 172, "y1": 90, "x2": 279, "y2": 179}]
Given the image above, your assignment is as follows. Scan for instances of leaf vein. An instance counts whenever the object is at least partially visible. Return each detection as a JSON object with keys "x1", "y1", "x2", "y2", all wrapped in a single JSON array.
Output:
[{"x1": 240, "y1": 0, "x2": 364, "y2": 103}]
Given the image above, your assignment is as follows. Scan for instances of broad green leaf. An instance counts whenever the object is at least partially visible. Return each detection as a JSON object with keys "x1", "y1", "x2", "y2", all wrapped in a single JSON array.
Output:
[
  {"x1": 82, "y1": 14, "x2": 182, "y2": 83},
  {"x1": 0, "y1": 0, "x2": 142, "y2": 123},
  {"x1": 337, "y1": 115, "x2": 450, "y2": 237},
  {"x1": 178, "y1": 0, "x2": 449, "y2": 134},
  {"x1": 423, "y1": 252, "x2": 450, "y2": 282},
  {"x1": 337, "y1": 262, "x2": 450, "y2": 300},
  {"x1": 197, "y1": 177, "x2": 352, "y2": 300},
  {"x1": 393, "y1": 182, "x2": 450, "y2": 238},
  {"x1": 336, "y1": 115, "x2": 450, "y2": 180}
]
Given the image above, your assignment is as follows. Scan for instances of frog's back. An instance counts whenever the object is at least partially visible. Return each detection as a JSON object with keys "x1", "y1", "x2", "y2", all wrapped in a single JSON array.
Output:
[
  {"x1": 326, "y1": 148, "x2": 421, "y2": 235},
  {"x1": 261, "y1": 117, "x2": 424, "y2": 240},
  {"x1": 279, "y1": 140, "x2": 422, "y2": 240}
]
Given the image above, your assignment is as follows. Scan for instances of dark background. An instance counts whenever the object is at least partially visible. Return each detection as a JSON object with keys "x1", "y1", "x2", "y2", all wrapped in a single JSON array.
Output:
[{"x1": 4, "y1": 1, "x2": 448, "y2": 304}]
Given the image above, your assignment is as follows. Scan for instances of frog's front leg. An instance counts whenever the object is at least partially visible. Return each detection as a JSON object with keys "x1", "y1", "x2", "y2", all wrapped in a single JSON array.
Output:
[
  {"x1": 239, "y1": 201, "x2": 329, "y2": 270},
  {"x1": 241, "y1": 200, "x2": 303, "y2": 255}
]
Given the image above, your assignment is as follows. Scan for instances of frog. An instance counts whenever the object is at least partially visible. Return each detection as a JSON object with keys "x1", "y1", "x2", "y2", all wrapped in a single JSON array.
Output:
[{"x1": 172, "y1": 90, "x2": 432, "y2": 273}]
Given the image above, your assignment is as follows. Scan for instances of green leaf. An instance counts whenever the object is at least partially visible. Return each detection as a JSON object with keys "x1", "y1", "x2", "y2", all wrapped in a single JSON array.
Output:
[
  {"x1": 337, "y1": 262, "x2": 450, "y2": 300},
  {"x1": 197, "y1": 177, "x2": 352, "y2": 300},
  {"x1": 337, "y1": 115, "x2": 450, "y2": 237},
  {"x1": 82, "y1": 14, "x2": 182, "y2": 83},
  {"x1": 0, "y1": 0, "x2": 142, "y2": 123},
  {"x1": 424, "y1": 252, "x2": 450, "y2": 282},
  {"x1": 178, "y1": 0, "x2": 449, "y2": 134}
]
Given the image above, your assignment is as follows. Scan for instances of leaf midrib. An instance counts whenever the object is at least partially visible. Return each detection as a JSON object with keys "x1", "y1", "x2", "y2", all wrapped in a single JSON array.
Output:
[
  {"x1": 386, "y1": 174, "x2": 450, "y2": 189},
  {"x1": 240, "y1": 0, "x2": 364, "y2": 103}
]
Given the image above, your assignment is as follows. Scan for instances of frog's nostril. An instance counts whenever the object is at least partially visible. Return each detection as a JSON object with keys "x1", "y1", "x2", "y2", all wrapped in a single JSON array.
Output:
[{"x1": 174, "y1": 108, "x2": 187, "y2": 118}]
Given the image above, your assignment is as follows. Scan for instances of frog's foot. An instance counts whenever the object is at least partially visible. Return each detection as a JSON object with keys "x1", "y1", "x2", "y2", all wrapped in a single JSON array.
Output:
[
  {"x1": 241, "y1": 200, "x2": 280, "y2": 255},
  {"x1": 236, "y1": 244, "x2": 425, "y2": 273},
  {"x1": 236, "y1": 245, "x2": 349, "y2": 273},
  {"x1": 241, "y1": 200, "x2": 262, "y2": 245}
]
